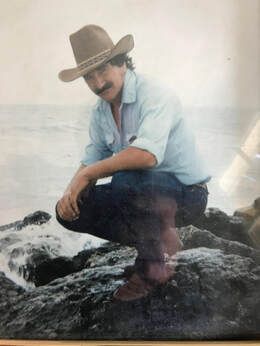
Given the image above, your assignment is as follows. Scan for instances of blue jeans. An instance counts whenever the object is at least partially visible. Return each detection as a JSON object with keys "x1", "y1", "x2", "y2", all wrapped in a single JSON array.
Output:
[{"x1": 56, "y1": 170, "x2": 208, "y2": 270}]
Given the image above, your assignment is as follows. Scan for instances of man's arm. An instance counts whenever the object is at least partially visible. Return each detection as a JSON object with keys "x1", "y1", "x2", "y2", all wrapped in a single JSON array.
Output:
[
  {"x1": 57, "y1": 147, "x2": 156, "y2": 221},
  {"x1": 57, "y1": 163, "x2": 95, "y2": 221},
  {"x1": 83, "y1": 146, "x2": 156, "y2": 180},
  {"x1": 64, "y1": 164, "x2": 87, "y2": 193}
]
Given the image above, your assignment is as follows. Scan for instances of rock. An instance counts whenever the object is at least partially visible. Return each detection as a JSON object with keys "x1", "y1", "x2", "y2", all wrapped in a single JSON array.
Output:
[
  {"x1": 178, "y1": 225, "x2": 260, "y2": 264},
  {"x1": 23, "y1": 249, "x2": 91, "y2": 286},
  {"x1": 194, "y1": 208, "x2": 254, "y2": 246},
  {"x1": 0, "y1": 206, "x2": 260, "y2": 339},
  {"x1": 20, "y1": 211, "x2": 52, "y2": 229},
  {"x1": 234, "y1": 197, "x2": 260, "y2": 221},
  {"x1": 19, "y1": 226, "x2": 260, "y2": 288},
  {"x1": 233, "y1": 197, "x2": 260, "y2": 248},
  {"x1": 248, "y1": 216, "x2": 260, "y2": 248},
  {"x1": 7, "y1": 242, "x2": 60, "y2": 284},
  {"x1": 0, "y1": 246, "x2": 259, "y2": 340},
  {"x1": 254, "y1": 197, "x2": 260, "y2": 211},
  {"x1": 23, "y1": 242, "x2": 135, "y2": 286},
  {"x1": 0, "y1": 211, "x2": 51, "y2": 232}
]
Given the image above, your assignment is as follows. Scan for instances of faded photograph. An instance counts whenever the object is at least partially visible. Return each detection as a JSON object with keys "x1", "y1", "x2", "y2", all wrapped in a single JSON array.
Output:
[{"x1": 0, "y1": 0, "x2": 259, "y2": 341}]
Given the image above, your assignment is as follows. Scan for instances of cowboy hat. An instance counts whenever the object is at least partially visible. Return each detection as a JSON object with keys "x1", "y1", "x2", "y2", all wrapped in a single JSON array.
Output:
[{"x1": 58, "y1": 25, "x2": 134, "y2": 82}]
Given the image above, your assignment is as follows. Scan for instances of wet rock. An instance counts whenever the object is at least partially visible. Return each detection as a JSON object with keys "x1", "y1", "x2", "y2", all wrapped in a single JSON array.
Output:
[
  {"x1": 0, "y1": 207, "x2": 260, "y2": 339},
  {"x1": 0, "y1": 272, "x2": 25, "y2": 330},
  {"x1": 18, "y1": 224, "x2": 260, "y2": 287},
  {"x1": 0, "y1": 211, "x2": 51, "y2": 232},
  {"x1": 19, "y1": 211, "x2": 52, "y2": 229},
  {"x1": 0, "y1": 246, "x2": 259, "y2": 340},
  {"x1": 24, "y1": 250, "x2": 90, "y2": 286},
  {"x1": 24, "y1": 242, "x2": 135, "y2": 286},
  {"x1": 7, "y1": 243, "x2": 59, "y2": 284},
  {"x1": 178, "y1": 225, "x2": 260, "y2": 264}
]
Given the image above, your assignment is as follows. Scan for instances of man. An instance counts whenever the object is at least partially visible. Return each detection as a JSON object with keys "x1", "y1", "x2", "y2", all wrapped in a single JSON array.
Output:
[{"x1": 56, "y1": 24, "x2": 210, "y2": 301}]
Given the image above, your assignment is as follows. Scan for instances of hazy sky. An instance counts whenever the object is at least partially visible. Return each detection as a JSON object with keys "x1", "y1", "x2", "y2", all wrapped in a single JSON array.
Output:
[{"x1": 1, "y1": 0, "x2": 259, "y2": 107}]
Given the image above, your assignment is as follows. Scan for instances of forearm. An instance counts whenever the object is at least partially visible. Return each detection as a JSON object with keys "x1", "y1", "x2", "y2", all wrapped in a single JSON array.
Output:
[
  {"x1": 59, "y1": 163, "x2": 93, "y2": 219},
  {"x1": 80, "y1": 147, "x2": 156, "y2": 181},
  {"x1": 57, "y1": 147, "x2": 155, "y2": 221},
  {"x1": 64, "y1": 164, "x2": 86, "y2": 192}
]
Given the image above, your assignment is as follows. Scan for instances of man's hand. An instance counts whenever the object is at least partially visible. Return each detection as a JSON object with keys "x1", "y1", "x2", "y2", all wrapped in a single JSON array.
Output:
[
  {"x1": 56, "y1": 147, "x2": 156, "y2": 221},
  {"x1": 57, "y1": 172, "x2": 91, "y2": 221}
]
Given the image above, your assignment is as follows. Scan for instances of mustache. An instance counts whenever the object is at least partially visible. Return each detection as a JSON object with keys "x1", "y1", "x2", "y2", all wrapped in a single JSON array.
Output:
[{"x1": 95, "y1": 83, "x2": 113, "y2": 95}]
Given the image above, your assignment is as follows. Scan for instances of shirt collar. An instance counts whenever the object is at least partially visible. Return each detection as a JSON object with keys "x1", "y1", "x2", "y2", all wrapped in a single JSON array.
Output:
[
  {"x1": 121, "y1": 68, "x2": 137, "y2": 104},
  {"x1": 96, "y1": 68, "x2": 137, "y2": 112}
]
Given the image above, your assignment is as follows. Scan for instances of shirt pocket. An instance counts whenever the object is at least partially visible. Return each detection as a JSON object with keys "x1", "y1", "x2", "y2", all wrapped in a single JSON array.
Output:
[{"x1": 125, "y1": 132, "x2": 137, "y2": 147}]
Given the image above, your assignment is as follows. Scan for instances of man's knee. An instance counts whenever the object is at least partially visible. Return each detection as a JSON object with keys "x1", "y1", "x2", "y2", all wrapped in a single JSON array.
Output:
[
  {"x1": 111, "y1": 170, "x2": 143, "y2": 191},
  {"x1": 111, "y1": 170, "x2": 177, "y2": 215},
  {"x1": 55, "y1": 201, "x2": 77, "y2": 232},
  {"x1": 111, "y1": 170, "x2": 152, "y2": 212}
]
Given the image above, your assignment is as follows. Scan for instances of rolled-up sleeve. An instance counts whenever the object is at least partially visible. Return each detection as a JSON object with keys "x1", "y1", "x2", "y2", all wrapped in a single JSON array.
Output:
[
  {"x1": 129, "y1": 91, "x2": 182, "y2": 166},
  {"x1": 80, "y1": 110, "x2": 113, "y2": 166}
]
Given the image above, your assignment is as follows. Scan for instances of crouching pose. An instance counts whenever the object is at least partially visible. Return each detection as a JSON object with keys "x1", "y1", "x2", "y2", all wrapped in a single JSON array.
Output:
[{"x1": 56, "y1": 24, "x2": 210, "y2": 301}]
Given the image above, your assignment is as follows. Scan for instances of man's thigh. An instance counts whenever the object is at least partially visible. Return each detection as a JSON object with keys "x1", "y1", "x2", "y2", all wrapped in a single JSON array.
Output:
[
  {"x1": 56, "y1": 183, "x2": 124, "y2": 241},
  {"x1": 111, "y1": 170, "x2": 208, "y2": 227},
  {"x1": 176, "y1": 185, "x2": 209, "y2": 227},
  {"x1": 111, "y1": 170, "x2": 183, "y2": 191},
  {"x1": 111, "y1": 170, "x2": 183, "y2": 204}
]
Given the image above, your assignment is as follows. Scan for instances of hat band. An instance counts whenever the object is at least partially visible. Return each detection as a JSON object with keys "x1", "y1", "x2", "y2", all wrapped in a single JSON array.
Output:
[{"x1": 77, "y1": 49, "x2": 111, "y2": 71}]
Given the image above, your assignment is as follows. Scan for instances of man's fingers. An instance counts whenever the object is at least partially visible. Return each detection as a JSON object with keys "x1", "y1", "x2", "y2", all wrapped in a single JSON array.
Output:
[
  {"x1": 78, "y1": 188, "x2": 89, "y2": 205},
  {"x1": 58, "y1": 195, "x2": 79, "y2": 221},
  {"x1": 63, "y1": 193, "x2": 78, "y2": 217},
  {"x1": 57, "y1": 201, "x2": 70, "y2": 220},
  {"x1": 69, "y1": 193, "x2": 80, "y2": 215},
  {"x1": 56, "y1": 201, "x2": 63, "y2": 218}
]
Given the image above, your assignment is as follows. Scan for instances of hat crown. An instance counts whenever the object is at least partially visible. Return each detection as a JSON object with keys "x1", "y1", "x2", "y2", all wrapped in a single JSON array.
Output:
[
  {"x1": 70, "y1": 25, "x2": 114, "y2": 65},
  {"x1": 59, "y1": 24, "x2": 134, "y2": 82}
]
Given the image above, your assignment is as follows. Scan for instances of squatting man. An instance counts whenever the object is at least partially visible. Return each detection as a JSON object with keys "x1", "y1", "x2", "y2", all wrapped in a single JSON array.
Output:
[{"x1": 56, "y1": 25, "x2": 210, "y2": 301}]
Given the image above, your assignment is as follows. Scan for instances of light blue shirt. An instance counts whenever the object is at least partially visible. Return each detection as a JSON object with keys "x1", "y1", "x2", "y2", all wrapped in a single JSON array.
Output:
[{"x1": 81, "y1": 69, "x2": 211, "y2": 185}]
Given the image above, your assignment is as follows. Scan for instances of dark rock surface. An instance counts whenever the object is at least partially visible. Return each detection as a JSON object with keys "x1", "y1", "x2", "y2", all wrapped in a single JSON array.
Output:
[
  {"x1": 25, "y1": 242, "x2": 131, "y2": 287},
  {"x1": 21, "y1": 227, "x2": 260, "y2": 288},
  {"x1": 0, "y1": 211, "x2": 51, "y2": 232},
  {"x1": 0, "y1": 208, "x2": 260, "y2": 340},
  {"x1": 0, "y1": 245, "x2": 259, "y2": 340},
  {"x1": 179, "y1": 226, "x2": 260, "y2": 264},
  {"x1": 194, "y1": 208, "x2": 254, "y2": 246}
]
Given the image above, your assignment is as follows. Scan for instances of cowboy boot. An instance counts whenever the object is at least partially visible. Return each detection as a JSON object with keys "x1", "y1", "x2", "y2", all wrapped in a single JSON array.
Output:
[
  {"x1": 114, "y1": 259, "x2": 175, "y2": 301},
  {"x1": 113, "y1": 272, "x2": 154, "y2": 301},
  {"x1": 122, "y1": 227, "x2": 182, "y2": 279}
]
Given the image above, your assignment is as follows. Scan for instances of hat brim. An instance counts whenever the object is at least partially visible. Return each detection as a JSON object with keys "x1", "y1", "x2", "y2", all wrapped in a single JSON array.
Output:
[{"x1": 58, "y1": 34, "x2": 134, "y2": 82}]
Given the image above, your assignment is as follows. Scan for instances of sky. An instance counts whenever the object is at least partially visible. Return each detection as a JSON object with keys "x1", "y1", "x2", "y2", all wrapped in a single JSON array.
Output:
[{"x1": 0, "y1": 0, "x2": 260, "y2": 108}]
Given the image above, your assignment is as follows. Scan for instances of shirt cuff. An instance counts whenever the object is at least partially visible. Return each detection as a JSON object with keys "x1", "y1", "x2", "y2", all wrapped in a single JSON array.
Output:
[
  {"x1": 129, "y1": 137, "x2": 163, "y2": 166},
  {"x1": 80, "y1": 157, "x2": 96, "y2": 166}
]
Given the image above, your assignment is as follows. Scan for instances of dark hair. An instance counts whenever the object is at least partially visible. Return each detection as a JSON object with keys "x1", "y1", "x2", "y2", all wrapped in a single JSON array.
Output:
[{"x1": 109, "y1": 54, "x2": 135, "y2": 71}]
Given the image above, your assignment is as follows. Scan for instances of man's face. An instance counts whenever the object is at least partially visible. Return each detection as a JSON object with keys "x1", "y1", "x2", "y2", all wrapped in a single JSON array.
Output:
[{"x1": 83, "y1": 62, "x2": 126, "y2": 104}]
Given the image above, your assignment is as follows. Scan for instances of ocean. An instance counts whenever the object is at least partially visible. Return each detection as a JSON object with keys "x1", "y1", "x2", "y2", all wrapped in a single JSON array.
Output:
[{"x1": 0, "y1": 104, "x2": 259, "y2": 287}]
